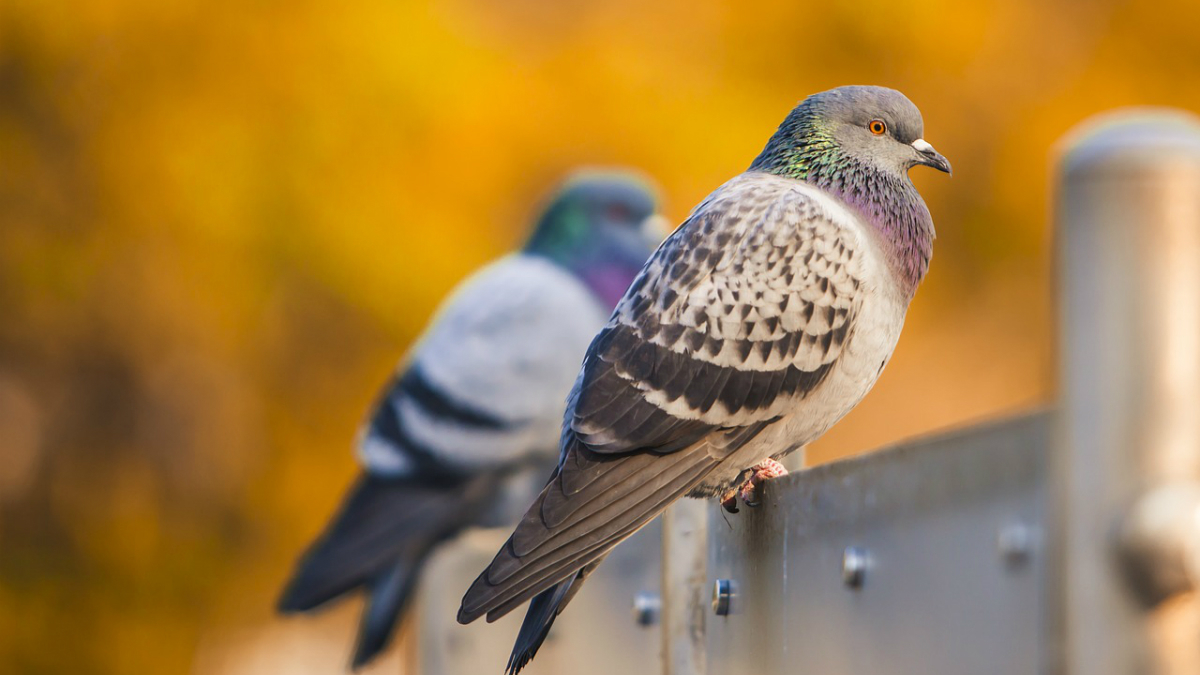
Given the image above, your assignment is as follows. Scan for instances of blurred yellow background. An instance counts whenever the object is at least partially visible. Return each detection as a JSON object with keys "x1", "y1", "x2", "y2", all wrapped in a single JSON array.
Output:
[{"x1": 2, "y1": 0, "x2": 1198, "y2": 672}]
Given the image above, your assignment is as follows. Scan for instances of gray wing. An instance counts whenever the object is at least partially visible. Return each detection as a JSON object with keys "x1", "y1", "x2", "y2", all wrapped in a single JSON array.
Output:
[
  {"x1": 359, "y1": 254, "x2": 609, "y2": 478},
  {"x1": 459, "y1": 174, "x2": 869, "y2": 623}
]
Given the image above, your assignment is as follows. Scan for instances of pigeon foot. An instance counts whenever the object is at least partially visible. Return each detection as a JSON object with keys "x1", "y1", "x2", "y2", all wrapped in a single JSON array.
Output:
[{"x1": 720, "y1": 458, "x2": 789, "y2": 513}]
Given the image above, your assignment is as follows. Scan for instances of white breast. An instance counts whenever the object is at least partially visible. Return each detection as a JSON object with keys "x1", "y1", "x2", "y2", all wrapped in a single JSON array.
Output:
[{"x1": 698, "y1": 202, "x2": 910, "y2": 490}]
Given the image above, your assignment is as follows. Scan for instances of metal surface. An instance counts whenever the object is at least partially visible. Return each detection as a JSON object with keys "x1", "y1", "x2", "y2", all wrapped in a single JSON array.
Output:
[
  {"x1": 1055, "y1": 110, "x2": 1200, "y2": 674},
  {"x1": 418, "y1": 517, "x2": 662, "y2": 675},
  {"x1": 662, "y1": 499, "x2": 708, "y2": 675},
  {"x1": 705, "y1": 411, "x2": 1049, "y2": 675}
]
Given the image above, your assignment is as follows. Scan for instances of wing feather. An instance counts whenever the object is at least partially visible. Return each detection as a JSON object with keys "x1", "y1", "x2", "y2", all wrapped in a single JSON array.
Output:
[
  {"x1": 360, "y1": 255, "x2": 607, "y2": 476},
  {"x1": 462, "y1": 448, "x2": 720, "y2": 622}
]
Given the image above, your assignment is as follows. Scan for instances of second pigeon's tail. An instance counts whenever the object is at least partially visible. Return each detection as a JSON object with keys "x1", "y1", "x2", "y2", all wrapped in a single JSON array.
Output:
[
  {"x1": 278, "y1": 471, "x2": 503, "y2": 669},
  {"x1": 505, "y1": 557, "x2": 607, "y2": 675}
]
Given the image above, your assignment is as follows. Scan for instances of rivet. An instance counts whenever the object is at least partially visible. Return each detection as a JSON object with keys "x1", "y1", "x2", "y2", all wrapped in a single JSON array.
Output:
[
  {"x1": 842, "y1": 546, "x2": 869, "y2": 588},
  {"x1": 632, "y1": 591, "x2": 661, "y2": 626},
  {"x1": 997, "y1": 523, "x2": 1033, "y2": 567}
]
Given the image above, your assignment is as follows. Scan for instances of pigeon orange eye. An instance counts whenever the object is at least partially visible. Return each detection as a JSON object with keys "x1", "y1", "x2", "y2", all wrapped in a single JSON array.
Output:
[{"x1": 868, "y1": 119, "x2": 887, "y2": 135}]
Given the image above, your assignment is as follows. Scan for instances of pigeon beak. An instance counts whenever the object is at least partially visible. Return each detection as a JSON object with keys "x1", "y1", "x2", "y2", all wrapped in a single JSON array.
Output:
[{"x1": 911, "y1": 138, "x2": 952, "y2": 175}]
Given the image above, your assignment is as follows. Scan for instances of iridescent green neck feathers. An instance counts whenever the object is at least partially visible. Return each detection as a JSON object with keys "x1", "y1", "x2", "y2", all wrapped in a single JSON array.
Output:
[{"x1": 748, "y1": 95, "x2": 936, "y2": 295}]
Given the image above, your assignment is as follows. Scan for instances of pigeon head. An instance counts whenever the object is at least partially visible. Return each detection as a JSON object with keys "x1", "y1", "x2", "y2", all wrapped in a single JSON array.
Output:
[
  {"x1": 750, "y1": 86, "x2": 950, "y2": 293},
  {"x1": 524, "y1": 170, "x2": 665, "y2": 308},
  {"x1": 750, "y1": 85, "x2": 951, "y2": 180},
  {"x1": 816, "y1": 86, "x2": 952, "y2": 176}
]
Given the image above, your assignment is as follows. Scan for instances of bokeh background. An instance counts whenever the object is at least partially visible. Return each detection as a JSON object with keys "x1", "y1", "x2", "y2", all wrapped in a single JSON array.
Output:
[{"x1": 2, "y1": 0, "x2": 1198, "y2": 672}]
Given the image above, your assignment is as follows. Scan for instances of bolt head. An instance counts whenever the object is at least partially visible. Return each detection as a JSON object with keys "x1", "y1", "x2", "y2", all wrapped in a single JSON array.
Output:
[
  {"x1": 842, "y1": 546, "x2": 869, "y2": 588},
  {"x1": 1117, "y1": 484, "x2": 1200, "y2": 605},
  {"x1": 631, "y1": 591, "x2": 661, "y2": 627},
  {"x1": 997, "y1": 523, "x2": 1034, "y2": 567},
  {"x1": 712, "y1": 579, "x2": 736, "y2": 615}
]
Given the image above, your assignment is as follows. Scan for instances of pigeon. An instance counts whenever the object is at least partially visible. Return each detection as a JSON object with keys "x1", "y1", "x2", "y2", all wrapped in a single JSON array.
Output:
[
  {"x1": 277, "y1": 170, "x2": 665, "y2": 669},
  {"x1": 456, "y1": 85, "x2": 952, "y2": 674}
]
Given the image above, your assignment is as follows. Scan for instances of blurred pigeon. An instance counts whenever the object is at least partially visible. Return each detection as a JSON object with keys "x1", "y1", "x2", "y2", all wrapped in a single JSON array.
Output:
[
  {"x1": 456, "y1": 86, "x2": 952, "y2": 674},
  {"x1": 277, "y1": 170, "x2": 665, "y2": 668}
]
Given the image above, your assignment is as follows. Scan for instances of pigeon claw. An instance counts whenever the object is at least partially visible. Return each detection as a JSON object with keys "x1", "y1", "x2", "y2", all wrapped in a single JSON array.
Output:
[
  {"x1": 737, "y1": 458, "x2": 789, "y2": 508},
  {"x1": 720, "y1": 488, "x2": 740, "y2": 514},
  {"x1": 718, "y1": 459, "x2": 789, "y2": 512}
]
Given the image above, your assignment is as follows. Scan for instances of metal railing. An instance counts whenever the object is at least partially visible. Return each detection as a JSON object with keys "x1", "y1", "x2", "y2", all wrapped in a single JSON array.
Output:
[
  {"x1": 1055, "y1": 110, "x2": 1200, "y2": 675},
  {"x1": 415, "y1": 108, "x2": 1200, "y2": 674}
]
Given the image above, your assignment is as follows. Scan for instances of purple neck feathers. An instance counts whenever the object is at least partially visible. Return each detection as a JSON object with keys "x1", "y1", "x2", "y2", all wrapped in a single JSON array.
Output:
[{"x1": 809, "y1": 169, "x2": 935, "y2": 297}]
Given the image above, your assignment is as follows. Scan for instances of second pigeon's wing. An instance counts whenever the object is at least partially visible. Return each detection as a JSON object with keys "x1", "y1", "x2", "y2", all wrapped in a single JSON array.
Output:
[
  {"x1": 459, "y1": 174, "x2": 871, "y2": 623},
  {"x1": 359, "y1": 253, "x2": 610, "y2": 479}
]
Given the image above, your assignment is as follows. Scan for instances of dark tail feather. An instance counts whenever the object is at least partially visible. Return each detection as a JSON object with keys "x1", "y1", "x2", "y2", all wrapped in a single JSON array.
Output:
[
  {"x1": 506, "y1": 579, "x2": 573, "y2": 675},
  {"x1": 505, "y1": 556, "x2": 606, "y2": 675},
  {"x1": 351, "y1": 556, "x2": 424, "y2": 669},
  {"x1": 278, "y1": 472, "x2": 503, "y2": 666},
  {"x1": 279, "y1": 475, "x2": 413, "y2": 613}
]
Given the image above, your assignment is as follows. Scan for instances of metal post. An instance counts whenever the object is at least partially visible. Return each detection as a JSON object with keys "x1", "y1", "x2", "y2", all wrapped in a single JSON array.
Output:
[
  {"x1": 662, "y1": 499, "x2": 708, "y2": 675},
  {"x1": 1055, "y1": 109, "x2": 1200, "y2": 674}
]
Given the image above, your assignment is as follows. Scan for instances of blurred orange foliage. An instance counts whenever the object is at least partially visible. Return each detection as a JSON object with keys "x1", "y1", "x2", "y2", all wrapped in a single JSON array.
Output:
[{"x1": 1, "y1": 0, "x2": 1198, "y2": 672}]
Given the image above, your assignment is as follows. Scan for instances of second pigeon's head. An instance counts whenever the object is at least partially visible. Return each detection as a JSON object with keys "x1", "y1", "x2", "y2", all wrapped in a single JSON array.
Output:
[
  {"x1": 751, "y1": 85, "x2": 952, "y2": 181},
  {"x1": 523, "y1": 170, "x2": 666, "y2": 309}
]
